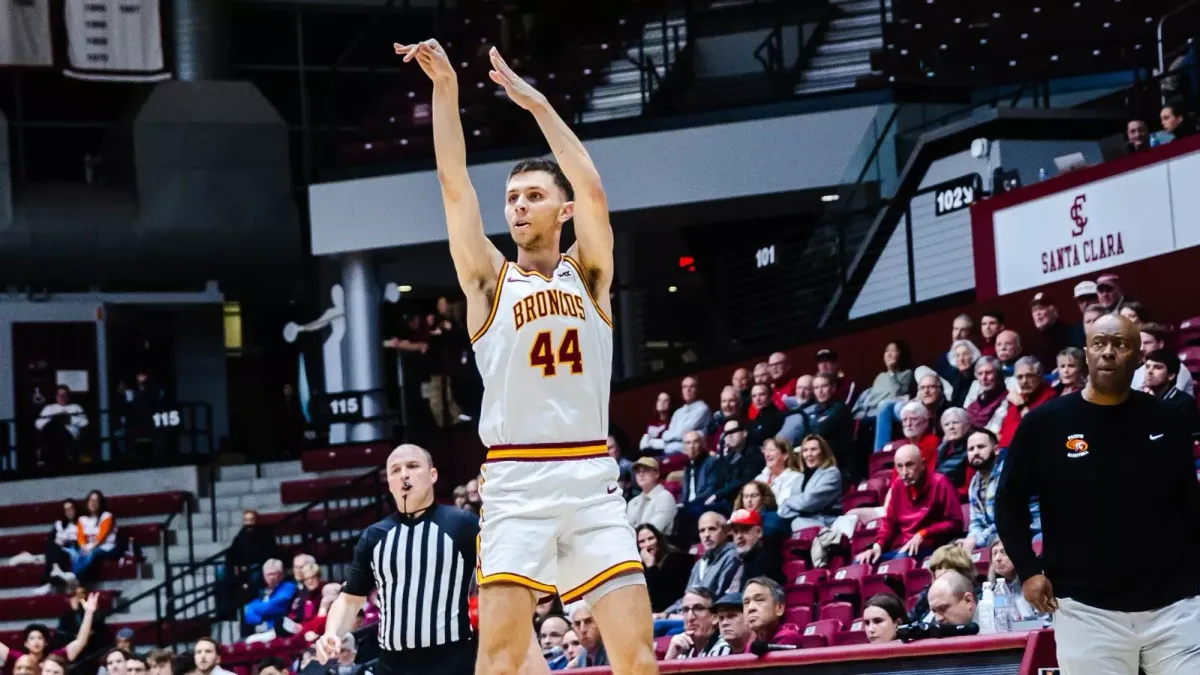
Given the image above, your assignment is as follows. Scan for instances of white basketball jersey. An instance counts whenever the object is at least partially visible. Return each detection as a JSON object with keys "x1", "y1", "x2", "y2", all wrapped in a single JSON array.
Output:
[{"x1": 472, "y1": 255, "x2": 612, "y2": 450}]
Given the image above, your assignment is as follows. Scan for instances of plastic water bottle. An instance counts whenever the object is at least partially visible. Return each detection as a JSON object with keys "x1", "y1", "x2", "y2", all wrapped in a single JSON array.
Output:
[
  {"x1": 1038, "y1": 167, "x2": 1048, "y2": 182},
  {"x1": 977, "y1": 582, "x2": 996, "y2": 634},
  {"x1": 993, "y1": 580, "x2": 1013, "y2": 633}
]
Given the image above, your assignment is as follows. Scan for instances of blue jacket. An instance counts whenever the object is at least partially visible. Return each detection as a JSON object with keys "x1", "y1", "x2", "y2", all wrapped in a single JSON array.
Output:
[
  {"x1": 681, "y1": 454, "x2": 720, "y2": 505},
  {"x1": 243, "y1": 579, "x2": 297, "y2": 628}
]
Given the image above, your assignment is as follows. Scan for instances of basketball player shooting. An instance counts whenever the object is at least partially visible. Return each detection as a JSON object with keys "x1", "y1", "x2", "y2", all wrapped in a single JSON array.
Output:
[{"x1": 394, "y1": 40, "x2": 658, "y2": 675}]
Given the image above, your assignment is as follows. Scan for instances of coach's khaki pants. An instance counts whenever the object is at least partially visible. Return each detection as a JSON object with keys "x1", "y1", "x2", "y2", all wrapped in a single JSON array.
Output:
[
  {"x1": 1056, "y1": 595, "x2": 1200, "y2": 674},
  {"x1": 427, "y1": 374, "x2": 462, "y2": 427}
]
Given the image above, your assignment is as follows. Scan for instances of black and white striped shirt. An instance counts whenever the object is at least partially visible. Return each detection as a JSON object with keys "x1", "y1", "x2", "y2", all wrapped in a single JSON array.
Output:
[{"x1": 343, "y1": 504, "x2": 477, "y2": 651}]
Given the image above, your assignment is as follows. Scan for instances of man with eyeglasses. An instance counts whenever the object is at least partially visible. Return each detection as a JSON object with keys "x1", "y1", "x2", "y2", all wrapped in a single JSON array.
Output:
[{"x1": 663, "y1": 588, "x2": 729, "y2": 660}]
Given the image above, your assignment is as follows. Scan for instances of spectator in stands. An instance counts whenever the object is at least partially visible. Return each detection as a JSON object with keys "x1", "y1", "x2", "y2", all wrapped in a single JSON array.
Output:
[
  {"x1": 986, "y1": 537, "x2": 1040, "y2": 621},
  {"x1": 0, "y1": 593, "x2": 100, "y2": 669},
  {"x1": 637, "y1": 525, "x2": 692, "y2": 614},
  {"x1": 39, "y1": 655, "x2": 69, "y2": 675},
  {"x1": 463, "y1": 478, "x2": 481, "y2": 512},
  {"x1": 862, "y1": 594, "x2": 908, "y2": 644},
  {"x1": 998, "y1": 356, "x2": 1056, "y2": 448},
  {"x1": 13, "y1": 655, "x2": 37, "y2": 675},
  {"x1": 947, "y1": 341, "x2": 981, "y2": 408},
  {"x1": 855, "y1": 340, "x2": 915, "y2": 430},
  {"x1": 326, "y1": 633, "x2": 361, "y2": 675},
  {"x1": 927, "y1": 571, "x2": 979, "y2": 627},
  {"x1": 815, "y1": 349, "x2": 855, "y2": 404},
  {"x1": 808, "y1": 374, "x2": 855, "y2": 480},
  {"x1": 895, "y1": 400, "x2": 940, "y2": 476},
  {"x1": 677, "y1": 431, "x2": 719, "y2": 528},
  {"x1": 1118, "y1": 300, "x2": 1146, "y2": 326},
  {"x1": 663, "y1": 588, "x2": 729, "y2": 659},
  {"x1": 643, "y1": 392, "x2": 672, "y2": 447},
  {"x1": 746, "y1": 384, "x2": 784, "y2": 448},
  {"x1": 727, "y1": 509, "x2": 783, "y2": 589},
  {"x1": 662, "y1": 512, "x2": 741, "y2": 617},
  {"x1": 778, "y1": 434, "x2": 842, "y2": 531},
  {"x1": 933, "y1": 315, "x2": 974, "y2": 381},
  {"x1": 103, "y1": 649, "x2": 129, "y2": 675},
  {"x1": 777, "y1": 376, "x2": 815, "y2": 444},
  {"x1": 907, "y1": 544, "x2": 979, "y2": 623},
  {"x1": 1132, "y1": 323, "x2": 1196, "y2": 394},
  {"x1": 284, "y1": 561, "x2": 325, "y2": 637},
  {"x1": 1068, "y1": 282, "x2": 1100, "y2": 346},
  {"x1": 712, "y1": 593, "x2": 751, "y2": 654},
  {"x1": 751, "y1": 362, "x2": 770, "y2": 388},
  {"x1": 242, "y1": 558, "x2": 298, "y2": 637},
  {"x1": 72, "y1": 490, "x2": 119, "y2": 581},
  {"x1": 193, "y1": 638, "x2": 235, "y2": 675},
  {"x1": 605, "y1": 434, "x2": 633, "y2": 475},
  {"x1": 707, "y1": 419, "x2": 765, "y2": 511},
  {"x1": 1030, "y1": 293, "x2": 1074, "y2": 369},
  {"x1": 740, "y1": 578, "x2": 803, "y2": 650},
  {"x1": 643, "y1": 377, "x2": 710, "y2": 454},
  {"x1": 560, "y1": 631, "x2": 581, "y2": 666},
  {"x1": 626, "y1": 457, "x2": 675, "y2": 535},
  {"x1": 145, "y1": 649, "x2": 173, "y2": 675},
  {"x1": 855, "y1": 444, "x2": 963, "y2": 565},
  {"x1": 125, "y1": 655, "x2": 147, "y2": 675},
  {"x1": 754, "y1": 437, "x2": 801, "y2": 506},
  {"x1": 707, "y1": 386, "x2": 741, "y2": 444},
  {"x1": 1095, "y1": 274, "x2": 1124, "y2": 312},
  {"x1": 301, "y1": 583, "x2": 343, "y2": 643},
  {"x1": 978, "y1": 311, "x2": 1005, "y2": 357},
  {"x1": 915, "y1": 373, "x2": 949, "y2": 436},
  {"x1": 1082, "y1": 304, "x2": 1106, "y2": 334},
  {"x1": 568, "y1": 602, "x2": 607, "y2": 667},
  {"x1": 767, "y1": 352, "x2": 796, "y2": 410},
  {"x1": 935, "y1": 408, "x2": 970, "y2": 490},
  {"x1": 1141, "y1": 349, "x2": 1200, "y2": 436},
  {"x1": 730, "y1": 367, "x2": 750, "y2": 409},
  {"x1": 956, "y1": 429, "x2": 1002, "y2": 552},
  {"x1": 221, "y1": 510, "x2": 285, "y2": 618},
  {"x1": 35, "y1": 386, "x2": 89, "y2": 465},
  {"x1": 452, "y1": 485, "x2": 469, "y2": 510},
  {"x1": 1054, "y1": 347, "x2": 1087, "y2": 396},
  {"x1": 733, "y1": 481, "x2": 786, "y2": 541},
  {"x1": 1126, "y1": 118, "x2": 1151, "y2": 153},
  {"x1": 994, "y1": 330, "x2": 1022, "y2": 377},
  {"x1": 292, "y1": 554, "x2": 317, "y2": 584},
  {"x1": 1157, "y1": 104, "x2": 1193, "y2": 144},
  {"x1": 256, "y1": 660, "x2": 286, "y2": 675},
  {"x1": 54, "y1": 583, "x2": 105, "y2": 658},
  {"x1": 965, "y1": 356, "x2": 1007, "y2": 433},
  {"x1": 38, "y1": 500, "x2": 80, "y2": 593},
  {"x1": 537, "y1": 615, "x2": 570, "y2": 670}
]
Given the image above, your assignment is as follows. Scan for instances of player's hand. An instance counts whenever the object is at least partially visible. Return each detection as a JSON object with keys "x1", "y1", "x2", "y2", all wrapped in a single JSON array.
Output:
[
  {"x1": 315, "y1": 633, "x2": 341, "y2": 665},
  {"x1": 487, "y1": 47, "x2": 548, "y2": 111},
  {"x1": 900, "y1": 533, "x2": 923, "y2": 557},
  {"x1": 394, "y1": 39, "x2": 456, "y2": 83},
  {"x1": 1022, "y1": 574, "x2": 1058, "y2": 614}
]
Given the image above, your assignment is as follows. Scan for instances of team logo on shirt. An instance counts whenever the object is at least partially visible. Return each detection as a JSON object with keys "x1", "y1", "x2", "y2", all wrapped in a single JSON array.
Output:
[{"x1": 1065, "y1": 434, "x2": 1090, "y2": 458}]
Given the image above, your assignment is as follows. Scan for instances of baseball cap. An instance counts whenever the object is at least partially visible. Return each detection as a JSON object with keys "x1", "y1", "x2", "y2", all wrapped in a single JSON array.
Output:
[
  {"x1": 713, "y1": 592, "x2": 743, "y2": 611},
  {"x1": 115, "y1": 627, "x2": 135, "y2": 641},
  {"x1": 1028, "y1": 292, "x2": 1052, "y2": 307},
  {"x1": 1096, "y1": 273, "x2": 1120, "y2": 288},
  {"x1": 632, "y1": 456, "x2": 660, "y2": 472},
  {"x1": 1073, "y1": 281, "x2": 1098, "y2": 298},
  {"x1": 815, "y1": 348, "x2": 838, "y2": 362},
  {"x1": 729, "y1": 508, "x2": 763, "y2": 527},
  {"x1": 723, "y1": 418, "x2": 745, "y2": 434}
]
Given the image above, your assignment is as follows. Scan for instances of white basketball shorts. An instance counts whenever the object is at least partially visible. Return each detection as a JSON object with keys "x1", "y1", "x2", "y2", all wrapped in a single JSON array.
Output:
[{"x1": 475, "y1": 441, "x2": 644, "y2": 604}]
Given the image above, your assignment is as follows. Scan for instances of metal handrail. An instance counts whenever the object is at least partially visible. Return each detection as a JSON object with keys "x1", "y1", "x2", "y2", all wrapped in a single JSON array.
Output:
[{"x1": 1158, "y1": 0, "x2": 1200, "y2": 75}]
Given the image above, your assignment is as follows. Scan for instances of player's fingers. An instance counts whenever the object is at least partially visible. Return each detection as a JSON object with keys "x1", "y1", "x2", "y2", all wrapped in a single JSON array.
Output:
[
  {"x1": 489, "y1": 70, "x2": 507, "y2": 86},
  {"x1": 403, "y1": 43, "x2": 424, "y2": 62}
]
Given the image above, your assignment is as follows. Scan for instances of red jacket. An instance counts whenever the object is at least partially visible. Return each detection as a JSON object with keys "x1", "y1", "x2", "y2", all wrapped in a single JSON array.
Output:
[
  {"x1": 997, "y1": 385, "x2": 1056, "y2": 447},
  {"x1": 743, "y1": 622, "x2": 804, "y2": 651},
  {"x1": 884, "y1": 432, "x2": 939, "y2": 481},
  {"x1": 771, "y1": 377, "x2": 797, "y2": 410},
  {"x1": 877, "y1": 471, "x2": 963, "y2": 551}
]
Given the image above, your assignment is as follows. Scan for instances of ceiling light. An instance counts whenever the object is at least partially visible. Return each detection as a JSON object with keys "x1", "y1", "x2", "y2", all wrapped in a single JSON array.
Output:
[
  {"x1": 398, "y1": 285, "x2": 412, "y2": 293},
  {"x1": 821, "y1": 194, "x2": 840, "y2": 202},
  {"x1": 667, "y1": 286, "x2": 678, "y2": 293}
]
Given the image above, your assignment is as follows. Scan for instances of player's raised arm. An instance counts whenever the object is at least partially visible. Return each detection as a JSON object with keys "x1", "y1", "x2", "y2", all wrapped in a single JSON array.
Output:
[
  {"x1": 396, "y1": 40, "x2": 503, "y2": 296},
  {"x1": 487, "y1": 48, "x2": 614, "y2": 295}
]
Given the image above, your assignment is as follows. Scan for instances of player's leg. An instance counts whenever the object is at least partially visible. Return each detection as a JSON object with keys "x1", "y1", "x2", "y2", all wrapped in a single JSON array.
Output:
[
  {"x1": 475, "y1": 583, "x2": 537, "y2": 675},
  {"x1": 519, "y1": 631, "x2": 552, "y2": 675},
  {"x1": 1140, "y1": 595, "x2": 1200, "y2": 675},
  {"x1": 589, "y1": 583, "x2": 659, "y2": 675}
]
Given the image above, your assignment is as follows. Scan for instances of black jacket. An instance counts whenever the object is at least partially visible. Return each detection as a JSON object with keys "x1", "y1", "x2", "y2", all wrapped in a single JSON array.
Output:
[
  {"x1": 737, "y1": 543, "x2": 784, "y2": 590},
  {"x1": 226, "y1": 525, "x2": 285, "y2": 571},
  {"x1": 748, "y1": 404, "x2": 785, "y2": 448},
  {"x1": 936, "y1": 437, "x2": 970, "y2": 490},
  {"x1": 712, "y1": 448, "x2": 765, "y2": 503},
  {"x1": 644, "y1": 551, "x2": 694, "y2": 613},
  {"x1": 1161, "y1": 387, "x2": 1200, "y2": 440}
]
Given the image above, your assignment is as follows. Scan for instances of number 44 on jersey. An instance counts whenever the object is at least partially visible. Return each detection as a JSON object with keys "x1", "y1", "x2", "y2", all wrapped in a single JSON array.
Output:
[{"x1": 529, "y1": 328, "x2": 583, "y2": 377}]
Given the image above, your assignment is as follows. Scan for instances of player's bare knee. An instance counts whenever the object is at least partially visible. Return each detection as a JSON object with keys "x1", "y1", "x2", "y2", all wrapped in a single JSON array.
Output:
[{"x1": 609, "y1": 645, "x2": 659, "y2": 675}]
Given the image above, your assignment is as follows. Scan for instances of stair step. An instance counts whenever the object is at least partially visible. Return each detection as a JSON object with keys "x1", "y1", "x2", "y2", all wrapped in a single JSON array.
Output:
[
  {"x1": 808, "y1": 52, "x2": 872, "y2": 69},
  {"x1": 604, "y1": 67, "x2": 663, "y2": 86},
  {"x1": 832, "y1": 0, "x2": 891, "y2": 14},
  {"x1": 816, "y1": 35, "x2": 883, "y2": 55},
  {"x1": 794, "y1": 75, "x2": 862, "y2": 96},
  {"x1": 259, "y1": 461, "x2": 305, "y2": 479},
  {"x1": 801, "y1": 61, "x2": 873, "y2": 81},
  {"x1": 580, "y1": 105, "x2": 644, "y2": 123},
  {"x1": 829, "y1": 14, "x2": 881, "y2": 31},
  {"x1": 587, "y1": 90, "x2": 646, "y2": 110},
  {"x1": 826, "y1": 25, "x2": 882, "y2": 43},
  {"x1": 591, "y1": 80, "x2": 645, "y2": 98},
  {"x1": 217, "y1": 464, "x2": 258, "y2": 481}
]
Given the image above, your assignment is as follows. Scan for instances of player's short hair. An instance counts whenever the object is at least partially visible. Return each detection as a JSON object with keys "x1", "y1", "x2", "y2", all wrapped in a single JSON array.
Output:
[{"x1": 509, "y1": 158, "x2": 574, "y2": 201}]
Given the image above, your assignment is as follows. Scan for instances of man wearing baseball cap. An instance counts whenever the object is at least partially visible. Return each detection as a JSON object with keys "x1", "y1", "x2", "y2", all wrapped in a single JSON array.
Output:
[
  {"x1": 706, "y1": 420, "x2": 765, "y2": 511},
  {"x1": 728, "y1": 509, "x2": 783, "y2": 590},
  {"x1": 1029, "y1": 292, "x2": 1075, "y2": 367},
  {"x1": 1095, "y1": 274, "x2": 1124, "y2": 312},
  {"x1": 713, "y1": 593, "x2": 752, "y2": 654},
  {"x1": 815, "y1": 349, "x2": 856, "y2": 405},
  {"x1": 625, "y1": 456, "x2": 676, "y2": 535},
  {"x1": 1070, "y1": 281, "x2": 1100, "y2": 346}
]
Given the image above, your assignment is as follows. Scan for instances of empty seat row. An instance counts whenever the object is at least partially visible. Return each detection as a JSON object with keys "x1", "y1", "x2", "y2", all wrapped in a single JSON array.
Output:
[
  {"x1": 0, "y1": 522, "x2": 163, "y2": 558},
  {"x1": 0, "y1": 491, "x2": 189, "y2": 529}
]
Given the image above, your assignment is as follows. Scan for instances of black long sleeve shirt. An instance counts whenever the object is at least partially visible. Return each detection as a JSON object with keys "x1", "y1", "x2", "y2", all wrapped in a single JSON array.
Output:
[{"x1": 996, "y1": 391, "x2": 1200, "y2": 612}]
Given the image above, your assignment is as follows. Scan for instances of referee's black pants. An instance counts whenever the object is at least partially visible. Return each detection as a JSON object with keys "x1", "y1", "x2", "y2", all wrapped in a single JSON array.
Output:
[{"x1": 376, "y1": 640, "x2": 477, "y2": 675}]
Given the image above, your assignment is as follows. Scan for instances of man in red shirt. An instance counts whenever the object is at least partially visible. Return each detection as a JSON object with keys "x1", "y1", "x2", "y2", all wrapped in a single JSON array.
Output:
[
  {"x1": 856, "y1": 445, "x2": 962, "y2": 565},
  {"x1": 740, "y1": 578, "x2": 803, "y2": 651},
  {"x1": 767, "y1": 352, "x2": 796, "y2": 410},
  {"x1": 998, "y1": 356, "x2": 1056, "y2": 448},
  {"x1": 881, "y1": 400, "x2": 940, "y2": 478},
  {"x1": 979, "y1": 310, "x2": 1005, "y2": 357}
]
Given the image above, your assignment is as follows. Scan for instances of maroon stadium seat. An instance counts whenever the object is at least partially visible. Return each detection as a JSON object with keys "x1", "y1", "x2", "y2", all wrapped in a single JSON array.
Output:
[
  {"x1": 783, "y1": 559, "x2": 809, "y2": 583},
  {"x1": 904, "y1": 568, "x2": 933, "y2": 596},
  {"x1": 0, "y1": 523, "x2": 161, "y2": 558},
  {"x1": 0, "y1": 591, "x2": 118, "y2": 621},
  {"x1": 971, "y1": 547, "x2": 991, "y2": 579},
  {"x1": 0, "y1": 559, "x2": 137, "y2": 589},
  {"x1": 0, "y1": 492, "x2": 187, "y2": 529},
  {"x1": 868, "y1": 450, "x2": 896, "y2": 477},
  {"x1": 833, "y1": 629, "x2": 870, "y2": 646},
  {"x1": 842, "y1": 489, "x2": 882, "y2": 511},
  {"x1": 662, "y1": 480, "x2": 682, "y2": 501},
  {"x1": 817, "y1": 601, "x2": 855, "y2": 629},
  {"x1": 783, "y1": 605, "x2": 812, "y2": 628},
  {"x1": 786, "y1": 569, "x2": 829, "y2": 607},
  {"x1": 1176, "y1": 316, "x2": 1200, "y2": 346},
  {"x1": 659, "y1": 453, "x2": 688, "y2": 475},
  {"x1": 782, "y1": 526, "x2": 822, "y2": 563},
  {"x1": 653, "y1": 636, "x2": 670, "y2": 660},
  {"x1": 862, "y1": 557, "x2": 916, "y2": 598},
  {"x1": 301, "y1": 443, "x2": 392, "y2": 473},
  {"x1": 799, "y1": 619, "x2": 840, "y2": 648},
  {"x1": 1179, "y1": 346, "x2": 1200, "y2": 378},
  {"x1": 279, "y1": 474, "x2": 382, "y2": 504},
  {"x1": 820, "y1": 563, "x2": 869, "y2": 606}
]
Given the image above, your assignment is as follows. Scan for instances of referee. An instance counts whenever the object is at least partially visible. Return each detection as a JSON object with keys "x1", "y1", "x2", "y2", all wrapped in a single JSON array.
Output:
[
  {"x1": 996, "y1": 313, "x2": 1200, "y2": 674},
  {"x1": 317, "y1": 444, "x2": 478, "y2": 675}
]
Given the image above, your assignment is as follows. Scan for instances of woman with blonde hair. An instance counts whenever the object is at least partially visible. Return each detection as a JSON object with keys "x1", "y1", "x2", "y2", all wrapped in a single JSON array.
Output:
[
  {"x1": 778, "y1": 434, "x2": 843, "y2": 532},
  {"x1": 908, "y1": 544, "x2": 980, "y2": 623},
  {"x1": 754, "y1": 436, "x2": 802, "y2": 505}
]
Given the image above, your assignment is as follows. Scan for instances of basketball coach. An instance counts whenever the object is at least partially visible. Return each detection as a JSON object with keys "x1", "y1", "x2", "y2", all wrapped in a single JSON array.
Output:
[
  {"x1": 996, "y1": 313, "x2": 1200, "y2": 674},
  {"x1": 317, "y1": 444, "x2": 479, "y2": 675}
]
